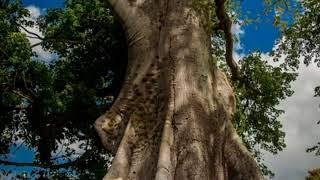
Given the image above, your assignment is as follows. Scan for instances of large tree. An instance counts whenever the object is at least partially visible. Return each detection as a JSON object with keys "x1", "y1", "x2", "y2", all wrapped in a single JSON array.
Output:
[
  {"x1": 93, "y1": 0, "x2": 263, "y2": 179},
  {"x1": 0, "y1": 0, "x2": 302, "y2": 179}
]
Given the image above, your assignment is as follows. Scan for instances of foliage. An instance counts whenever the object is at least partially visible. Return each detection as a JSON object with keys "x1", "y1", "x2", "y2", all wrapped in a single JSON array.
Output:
[
  {"x1": 274, "y1": 0, "x2": 320, "y2": 156},
  {"x1": 0, "y1": 0, "x2": 34, "y2": 155},
  {"x1": 209, "y1": 1, "x2": 298, "y2": 176},
  {"x1": 275, "y1": 0, "x2": 320, "y2": 70},
  {"x1": 215, "y1": 49, "x2": 297, "y2": 177},
  {"x1": 0, "y1": 0, "x2": 125, "y2": 178},
  {"x1": 232, "y1": 53, "x2": 296, "y2": 177}
]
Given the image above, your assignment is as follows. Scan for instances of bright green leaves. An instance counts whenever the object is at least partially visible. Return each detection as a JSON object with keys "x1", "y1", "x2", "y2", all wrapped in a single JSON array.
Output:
[
  {"x1": 215, "y1": 51, "x2": 297, "y2": 177},
  {"x1": 207, "y1": 0, "x2": 309, "y2": 177},
  {"x1": 274, "y1": 0, "x2": 320, "y2": 157},
  {"x1": 234, "y1": 54, "x2": 296, "y2": 151},
  {"x1": 226, "y1": 53, "x2": 297, "y2": 177},
  {"x1": 0, "y1": 1, "x2": 36, "y2": 159},
  {"x1": 5, "y1": 33, "x2": 32, "y2": 62},
  {"x1": 275, "y1": 0, "x2": 320, "y2": 70}
]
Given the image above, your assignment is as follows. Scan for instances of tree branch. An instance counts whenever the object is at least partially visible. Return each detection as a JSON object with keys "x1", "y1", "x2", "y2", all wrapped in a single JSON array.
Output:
[
  {"x1": 214, "y1": 0, "x2": 241, "y2": 81},
  {"x1": 26, "y1": 35, "x2": 42, "y2": 39},
  {"x1": 18, "y1": 24, "x2": 44, "y2": 40},
  {"x1": 31, "y1": 42, "x2": 42, "y2": 48},
  {"x1": 0, "y1": 148, "x2": 95, "y2": 169},
  {"x1": 17, "y1": 23, "x2": 80, "y2": 48},
  {"x1": 11, "y1": 90, "x2": 33, "y2": 102},
  {"x1": 0, "y1": 47, "x2": 9, "y2": 58},
  {"x1": 0, "y1": 159, "x2": 74, "y2": 169},
  {"x1": 30, "y1": 38, "x2": 81, "y2": 48},
  {"x1": 21, "y1": 72, "x2": 37, "y2": 97}
]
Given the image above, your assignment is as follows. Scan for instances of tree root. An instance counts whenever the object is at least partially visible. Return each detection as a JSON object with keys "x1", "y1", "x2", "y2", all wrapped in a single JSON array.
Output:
[{"x1": 224, "y1": 121, "x2": 264, "y2": 180}]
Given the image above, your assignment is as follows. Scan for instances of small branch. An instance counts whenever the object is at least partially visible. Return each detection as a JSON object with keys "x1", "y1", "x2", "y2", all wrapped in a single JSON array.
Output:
[
  {"x1": 31, "y1": 42, "x2": 42, "y2": 48},
  {"x1": 0, "y1": 148, "x2": 95, "y2": 169},
  {"x1": 48, "y1": 38, "x2": 81, "y2": 45},
  {"x1": 22, "y1": 72, "x2": 37, "y2": 97},
  {"x1": 31, "y1": 38, "x2": 81, "y2": 48},
  {"x1": 0, "y1": 159, "x2": 74, "y2": 169},
  {"x1": 26, "y1": 35, "x2": 42, "y2": 40},
  {"x1": 18, "y1": 23, "x2": 80, "y2": 48},
  {"x1": 12, "y1": 143, "x2": 25, "y2": 154},
  {"x1": 51, "y1": 153, "x2": 83, "y2": 161},
  {"x1": 11, "y1": 90, "x2": 33, "y2": 103},
  {"x1": 214, "y1": 0, "x2": 241, "y2": 81},
  {"x1": 18, "y1": 24, "x2": 44, "y2": 40},
  {"x1": 0, "y1": 47, "x2": 9, "y2": 58}
]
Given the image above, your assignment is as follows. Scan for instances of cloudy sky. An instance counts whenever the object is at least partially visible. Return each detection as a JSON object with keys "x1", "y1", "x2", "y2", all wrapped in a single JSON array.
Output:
[
  {"x1": 235, "y1": 1, "x2": 320, "y2": 179},
  {"x1": 1, "y1": 0, "x2": 319, "y2": 179},
  {"x1": 263, "y1": 62, "x2": 320, "y2": 180},
  {"x1": 20, "y1": 5, "x2": 57, "y2": 61}
]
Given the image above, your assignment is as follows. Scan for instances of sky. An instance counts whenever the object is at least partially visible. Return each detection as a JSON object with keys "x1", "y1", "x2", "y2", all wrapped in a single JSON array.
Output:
[{"x1": 1, "y1": 0, "x2": 320, "y2": 179}]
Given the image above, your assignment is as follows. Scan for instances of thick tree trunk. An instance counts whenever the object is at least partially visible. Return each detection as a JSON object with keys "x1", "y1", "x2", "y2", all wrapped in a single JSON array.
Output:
[{"x1": 95, "y1": 0, "x2": 263, "y2": 179}]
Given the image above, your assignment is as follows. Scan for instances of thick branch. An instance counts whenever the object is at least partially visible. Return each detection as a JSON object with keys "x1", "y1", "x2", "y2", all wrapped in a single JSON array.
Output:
[{"x1": 214, "y1": 0, "x2": 241, "y2": 81}]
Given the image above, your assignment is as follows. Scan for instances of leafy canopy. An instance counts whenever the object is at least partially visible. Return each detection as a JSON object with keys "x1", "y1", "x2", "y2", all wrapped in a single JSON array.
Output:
[{"x1": 1, "y1": 0, "x2": 125, "y2": 178}]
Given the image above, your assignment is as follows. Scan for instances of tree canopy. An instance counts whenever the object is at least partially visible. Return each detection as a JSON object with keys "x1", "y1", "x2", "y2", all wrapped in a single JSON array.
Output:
[{"x1": 0, "y1": 0, "x2": 319, "y2": 179}]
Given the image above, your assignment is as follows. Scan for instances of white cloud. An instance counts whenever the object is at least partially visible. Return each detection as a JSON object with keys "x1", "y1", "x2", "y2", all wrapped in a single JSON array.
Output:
[
  {"x1": 26, "y1": 5, "x2": 41, "y2": 20},
  {"x1": 259, "y1": 52, "x2": 320, "y2": 179},
  {"x1": 20, "y1": 6, "x2": 56, "y2": 62},
  {"x1": 232, "y1": 26, "x2": 320, "y2": 178},
  {"x1": 231, "y1": 22, "x2": 245, "y2": 62},
  {"x1": 231, "y1": 22, "x2": 245, "y2": 51}
]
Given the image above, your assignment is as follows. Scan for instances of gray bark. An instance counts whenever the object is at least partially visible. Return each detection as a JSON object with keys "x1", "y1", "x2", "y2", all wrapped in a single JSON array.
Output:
[{"x1": 95, "y1": 0, "x2": 263, "y2": 179}]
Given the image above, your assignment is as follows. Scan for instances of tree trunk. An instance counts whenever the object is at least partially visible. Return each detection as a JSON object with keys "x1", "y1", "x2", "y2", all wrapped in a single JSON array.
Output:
[{"x1": 95, "y1": 0, "x2": 263, "y2": 179}]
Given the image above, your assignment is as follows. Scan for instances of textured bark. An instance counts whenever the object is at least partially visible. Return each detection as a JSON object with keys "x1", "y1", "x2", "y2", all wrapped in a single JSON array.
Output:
[{"x1": 95, "y1": 0, "x2": 263, "y2": 179}]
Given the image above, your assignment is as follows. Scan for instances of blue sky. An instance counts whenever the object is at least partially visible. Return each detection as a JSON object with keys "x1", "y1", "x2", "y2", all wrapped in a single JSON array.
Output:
[
  {"x1": 1, "y1": 0, "x2": 319, "y2": 179},
  {"x1": 21, "y1": 0, "x2": 281, "y2": 53},
  {"x1": 240, "y1": 0, "x2": 280, "y2": 53},
  {"x1": 23, "y1": 0, "x2": 64, "y2": 8},
  {"x1": 0, "y1": 145, "x2": 35, "y2": 173}
]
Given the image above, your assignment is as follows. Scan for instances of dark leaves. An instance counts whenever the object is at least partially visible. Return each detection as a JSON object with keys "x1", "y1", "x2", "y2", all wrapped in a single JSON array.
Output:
[{"x1": 0, "y1": 0, "x2": 125, "y2": 178}]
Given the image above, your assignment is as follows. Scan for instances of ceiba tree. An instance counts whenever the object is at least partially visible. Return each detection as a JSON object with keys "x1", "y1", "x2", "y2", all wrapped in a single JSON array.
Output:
[{"x1": 94, "y1": 0, "x2": 263, "y2": 179}]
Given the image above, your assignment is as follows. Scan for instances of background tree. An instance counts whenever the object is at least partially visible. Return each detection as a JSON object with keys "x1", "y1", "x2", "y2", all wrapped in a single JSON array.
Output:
[
  {"x1": 1, "y1": 0, "x2": 125, "y2": 178},
  {"x1": 274, "y1": 0, "x2": 320, "y2": 157}
]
